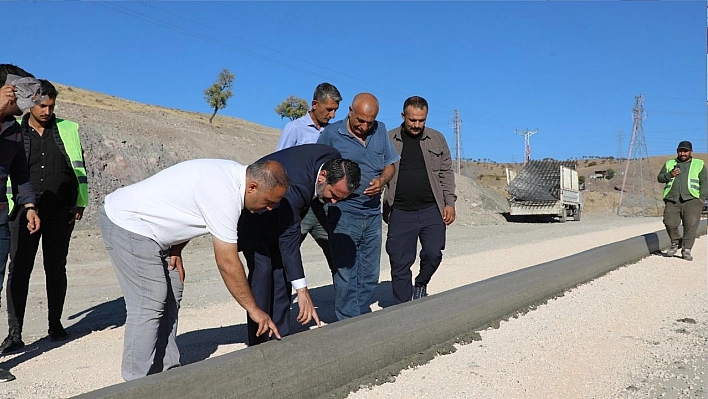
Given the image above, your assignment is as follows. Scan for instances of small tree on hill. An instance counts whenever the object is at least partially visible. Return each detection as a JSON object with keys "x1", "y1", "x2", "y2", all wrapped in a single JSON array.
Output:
[
  {"x1": 204, "y1": 69, "x2": 235, "y2": 124},
  {"x1": 275, "y1": 96, "x2": 308, "y2": 121},
  {"x1": 606, "y1": 168, "x2": 615, "y2": 180}
]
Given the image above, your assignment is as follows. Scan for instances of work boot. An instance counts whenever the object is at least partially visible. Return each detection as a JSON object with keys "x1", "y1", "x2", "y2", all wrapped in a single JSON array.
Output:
[
  {"x1": 682, "y1": 248, "x2": 693, "y2": 261},
  {"x1": 413, "y1": 285, "x2": 428, "y2": 300},
  {"x1": 0, "y1": 330, "x2": 24, "y2": 354},
  {"x1": 666, "y1": 242, "x2": 679, "y2": 257},
  {"x1": 0, "y1": 368, "x2": 15, "y2": 382}
]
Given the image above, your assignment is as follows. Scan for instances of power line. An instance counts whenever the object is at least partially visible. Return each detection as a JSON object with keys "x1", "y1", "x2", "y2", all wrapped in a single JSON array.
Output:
[
  {"x1": 90, "y1": 1, "x2": 412, "y2": 103},
  {"x1": 136, "y1": 1, "x2": 412, "y2": 100}
]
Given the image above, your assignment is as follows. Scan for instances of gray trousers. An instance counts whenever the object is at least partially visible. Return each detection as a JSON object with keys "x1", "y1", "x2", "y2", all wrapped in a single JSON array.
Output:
[
  {"x1": 663, "y1": 198, "x2": 703, "y2": 249},
  {"x1": 99, "y1": 206, "x2": 183, "y2": 381}
]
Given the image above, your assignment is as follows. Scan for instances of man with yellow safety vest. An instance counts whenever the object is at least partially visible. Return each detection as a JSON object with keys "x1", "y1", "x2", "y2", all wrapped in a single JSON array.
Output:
[
  {"x1": 1, "y1": 79, "x2": 87, "y2": 355},
  {"x1": 657, "y1": 140, "x2": 707, "y2": 261}
]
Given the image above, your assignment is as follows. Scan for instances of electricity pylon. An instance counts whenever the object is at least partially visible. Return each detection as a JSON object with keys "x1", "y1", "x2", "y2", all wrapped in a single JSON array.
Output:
[{"x1": 617, "y1": 95, "x2": 661, "y2": 217}]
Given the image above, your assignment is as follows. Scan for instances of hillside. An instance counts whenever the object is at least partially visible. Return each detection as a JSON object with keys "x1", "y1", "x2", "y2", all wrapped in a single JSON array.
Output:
[
  {"x1": 49, "y1": 84, "x2": 704, "y2": 227},
  {"x1": 51, "y1": 84, "x2": 510, "y2": 228},
  {"x1": 462, "y1": 153, "x2": 708, "y2": 217}
]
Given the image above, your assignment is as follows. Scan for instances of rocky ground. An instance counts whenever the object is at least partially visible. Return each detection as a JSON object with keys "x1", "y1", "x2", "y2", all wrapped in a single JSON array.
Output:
[
  {"x1": 0, "y1": 85, "x2": 702, "y2": 398},
  {"x1": 0, "y1": 216, "x2": 704, "y2": 398}
]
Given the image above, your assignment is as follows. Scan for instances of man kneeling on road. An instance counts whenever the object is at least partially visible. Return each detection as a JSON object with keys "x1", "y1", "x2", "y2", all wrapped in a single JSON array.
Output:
[{"x1": 99, "y1": 158, "x2": 288, "y2": 381}]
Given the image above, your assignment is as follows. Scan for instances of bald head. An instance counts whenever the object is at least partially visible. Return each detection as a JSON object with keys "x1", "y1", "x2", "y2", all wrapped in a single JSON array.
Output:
[
  {"x1": 244, "y1": 159, "x2": 290, "y2": 213},
  {"x1": 347, "y1": 93, "x2": 379, "y2": 137},
  {"x1": 352, "y1": 92, "x2": 379, "y2": 114}
]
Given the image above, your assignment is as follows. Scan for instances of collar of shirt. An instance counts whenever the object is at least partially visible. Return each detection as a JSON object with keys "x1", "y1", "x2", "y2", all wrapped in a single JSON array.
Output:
[
  {"x1": 393, "y1": 124, "x2": 430, "y2": 141},
  {"x1": 302, "y1": 111, "x2": 319, "y2": 132},
  {"x1": 313, "y1": 163, "x2": 324, "y2": 200}
]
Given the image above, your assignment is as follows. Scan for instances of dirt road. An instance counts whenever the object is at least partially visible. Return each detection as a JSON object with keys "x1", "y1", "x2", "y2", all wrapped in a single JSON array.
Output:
[{"x1": 0, "y1": 215, "x2": 698, "y2": 398}]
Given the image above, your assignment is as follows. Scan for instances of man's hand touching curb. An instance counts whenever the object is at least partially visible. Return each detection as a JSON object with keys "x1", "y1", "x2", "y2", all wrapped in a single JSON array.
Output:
[{"x1": 295, "y1": 287, "x2": 322, "y2": 327}]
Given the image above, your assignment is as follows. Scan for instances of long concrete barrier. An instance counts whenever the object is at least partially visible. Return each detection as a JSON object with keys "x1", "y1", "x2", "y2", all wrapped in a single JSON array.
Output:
[{"x1": 75, "y1": 220, "x2": 706, "y2": 399}]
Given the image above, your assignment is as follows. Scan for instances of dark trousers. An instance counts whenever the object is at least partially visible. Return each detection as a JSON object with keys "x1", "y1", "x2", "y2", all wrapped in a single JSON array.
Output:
[
  {"x1": 300, "y1": 207, "x2": 335, "y2": 275},
  {"x1": 663, "y1": 198, "x2": 703, "y2": 249},
  {"x1": 6, "y1": 207, "x2": 74, "y2": 332},
  {"x1": 386, "y1": 205, "x2": 446, "y2": 305},
  {"x1": 243, "y1": 248, "x2": 292, "y2": 346}
]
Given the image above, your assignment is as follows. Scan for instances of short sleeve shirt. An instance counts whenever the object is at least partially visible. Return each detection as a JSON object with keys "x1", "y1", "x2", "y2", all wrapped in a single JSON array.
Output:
[
  {"x1": 276, "y1": 113, "x2": 322, "y2": 150},
  {"x1": 317, "y1": 118, "x2": 400, "y2": 214},
  {"x1": 104, "y1": 159, "x2": 246, "y2": 250}
]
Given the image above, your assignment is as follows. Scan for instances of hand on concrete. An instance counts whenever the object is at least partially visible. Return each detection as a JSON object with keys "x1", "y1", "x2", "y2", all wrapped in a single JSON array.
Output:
[{"x1": 295, "y1": 287, "x2": 322, "y2": 327}]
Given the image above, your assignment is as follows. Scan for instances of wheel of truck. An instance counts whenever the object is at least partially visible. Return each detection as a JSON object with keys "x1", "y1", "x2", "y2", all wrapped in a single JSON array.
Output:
[{"x1": 573, "y1": 207, "x2": 581, "y2": 221}]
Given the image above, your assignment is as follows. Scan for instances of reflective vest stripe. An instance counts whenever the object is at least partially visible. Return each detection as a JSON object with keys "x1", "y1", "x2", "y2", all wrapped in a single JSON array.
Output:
[
  {"x1": 662, "y1": 159, "x2": 704, "y2": 199},
  {"x1": 56, "y1": 119, "x2": 89, "y2": 208},
  {"x1": 6, "y1": 119, "x2": 88, "y2": 213}
]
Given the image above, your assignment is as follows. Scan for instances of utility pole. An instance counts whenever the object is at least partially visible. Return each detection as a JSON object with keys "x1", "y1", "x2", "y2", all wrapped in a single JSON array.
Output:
[
  {"x1": 515, "y1": 128, "x2": 538, "y2": 165},
  {"x1": 617, "y1": 95, "x2": 661, "y2": 217},
  {"x1": 451, "y1": 109, "x2": 462, "y2": 174},
  {"x1": 616, "y1": 129, "x2": 623, "y2": 161}
]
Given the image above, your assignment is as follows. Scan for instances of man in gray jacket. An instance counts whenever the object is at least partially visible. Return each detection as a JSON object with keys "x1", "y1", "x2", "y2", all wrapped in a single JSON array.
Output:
[{"x1": 383, "y1": 96, "x2": 456, "y2": 303}]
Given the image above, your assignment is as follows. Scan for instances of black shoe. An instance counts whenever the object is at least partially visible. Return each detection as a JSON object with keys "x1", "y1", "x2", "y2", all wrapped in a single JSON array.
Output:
[
  {"x1": 0, "y1": 334, "x2": 24, "y2": 354},
  {"x1": 0, "y1": 368, "x2": 15, "y2": 382},
  {"x1": 48, "y1": 325, "x2": 68, "y2": 341},
  {"x1": 413, "y1": 285, "x2": 428, "y2": 300}
]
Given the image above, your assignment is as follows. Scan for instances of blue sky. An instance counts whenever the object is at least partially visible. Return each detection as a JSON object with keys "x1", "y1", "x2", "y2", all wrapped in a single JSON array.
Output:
[{"x1": 9, "y1": 1, "x2": 706, "y2": 163}]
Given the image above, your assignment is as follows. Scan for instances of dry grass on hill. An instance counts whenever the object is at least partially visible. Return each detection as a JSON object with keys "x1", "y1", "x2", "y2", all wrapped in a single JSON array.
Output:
[{"x1": 49, "y1": 83, "x2": 698, "y2": 226}]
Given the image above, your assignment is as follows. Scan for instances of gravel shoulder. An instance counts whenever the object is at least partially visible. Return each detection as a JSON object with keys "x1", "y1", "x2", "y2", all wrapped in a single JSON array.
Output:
[
  {"x1": 0, "y1": 215, "x2": 702, "y2": 398},
  {"x1": 348, "y1": 235, "x2": 706, "y2": 399}
]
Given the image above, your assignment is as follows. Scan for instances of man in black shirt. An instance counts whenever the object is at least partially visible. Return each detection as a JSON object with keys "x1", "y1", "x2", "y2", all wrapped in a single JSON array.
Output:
[
  {"x1": 0, "y1": 64, "x2": 43, "y2": 383},
  {"x1": 383, "y1": 96, "x2": 457, "y2": 303},
  {"x1": 1, "y1": 79, "x2": 87, "y2": 354}
]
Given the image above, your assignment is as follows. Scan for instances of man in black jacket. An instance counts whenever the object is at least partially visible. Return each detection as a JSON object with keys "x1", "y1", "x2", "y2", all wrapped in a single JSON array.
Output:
[
  {"x1": 0, "y1": 64, "x2": 41, "y2": 383},
  {"x1": 238, "y1": 144, "x2": 360, "y2": 345}
]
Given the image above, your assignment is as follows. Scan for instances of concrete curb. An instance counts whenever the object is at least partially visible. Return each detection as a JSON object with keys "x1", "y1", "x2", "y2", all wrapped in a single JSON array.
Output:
[{"x1": 75, "y1": 220, "x2": 707, "y2": 399}]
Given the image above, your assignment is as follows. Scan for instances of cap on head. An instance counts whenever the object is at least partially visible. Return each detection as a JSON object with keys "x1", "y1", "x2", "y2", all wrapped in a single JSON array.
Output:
[{"x1": 677, "y1": 141, "x2": 692, "y2": 151}]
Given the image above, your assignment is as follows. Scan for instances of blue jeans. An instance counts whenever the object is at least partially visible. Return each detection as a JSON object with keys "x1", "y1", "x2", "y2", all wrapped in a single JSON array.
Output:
[
  {"x1": 328, "y1": 208, "x2": 382, "y2": 320},
  {"x1": 0, "y1": 224, "x2": 10, "y2": 308}
]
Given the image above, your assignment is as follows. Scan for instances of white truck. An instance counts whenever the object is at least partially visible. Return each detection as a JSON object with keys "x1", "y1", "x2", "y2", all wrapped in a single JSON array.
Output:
[{"x1": 506, "y1": 161, "x2": 583, "y2": 222}]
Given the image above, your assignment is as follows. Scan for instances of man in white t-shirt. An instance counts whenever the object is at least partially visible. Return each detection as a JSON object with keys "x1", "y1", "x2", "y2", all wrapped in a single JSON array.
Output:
[{"x1": 99, "y1": 158, "x2": 289, "y2": 381}]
